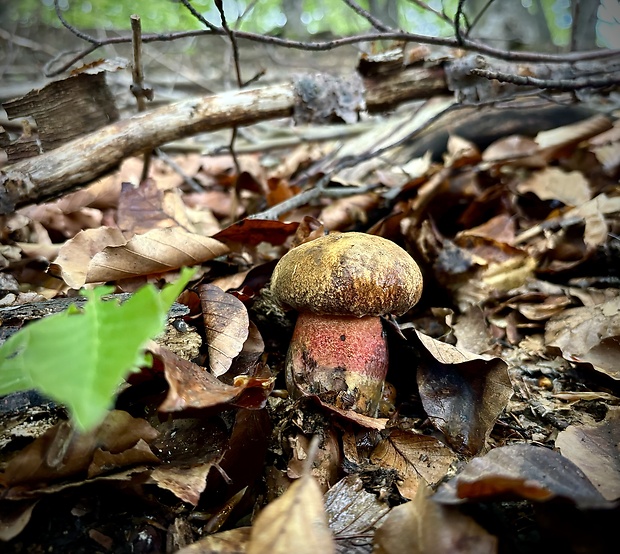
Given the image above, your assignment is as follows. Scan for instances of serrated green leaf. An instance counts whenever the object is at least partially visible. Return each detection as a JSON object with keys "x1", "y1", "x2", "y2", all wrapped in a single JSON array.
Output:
[{"x1": 0, "y1": 267, "x2": 195, "y2": 431}]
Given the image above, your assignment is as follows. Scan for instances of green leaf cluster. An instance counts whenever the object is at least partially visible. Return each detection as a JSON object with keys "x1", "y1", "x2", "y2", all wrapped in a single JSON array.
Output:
[{"x1": 0, "y1": 268, "x2": 194, "y2": 431}]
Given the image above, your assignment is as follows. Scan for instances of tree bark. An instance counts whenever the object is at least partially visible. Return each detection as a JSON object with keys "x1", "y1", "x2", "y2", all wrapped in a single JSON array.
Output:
[{"x1": 0, "y1": 66, "x2": 447, "y2": 214}]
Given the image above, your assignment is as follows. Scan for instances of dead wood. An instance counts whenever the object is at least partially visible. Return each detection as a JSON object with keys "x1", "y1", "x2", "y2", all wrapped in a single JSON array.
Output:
[{"x1": 0, "y1": 66, "x2": 447, "y2": 214}]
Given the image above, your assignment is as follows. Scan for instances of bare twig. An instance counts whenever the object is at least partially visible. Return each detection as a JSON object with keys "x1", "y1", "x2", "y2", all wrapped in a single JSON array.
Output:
[
  {"x1": 154, "y1": 148, "x2": 203, "y2": 193},
  {"x1": 455, "y1": 0, "x2": 469, "y2": 45},
  {"x1": 467, "y1": 0, "x2": 496, "y2": 37},
  {"x1": 406, "y1": 0, "x2": 454, "y2": 25},
  {"x1": 471, "y1": 68, "x2": 620, "y2": 91},
  {"x1": 177, "y1": 0, "x2": 221, "y2": 33},
  {"x1": 342, "y1": 0, "x2": 395, "y2": 32},
  {"x1": 130, "y1": 15, "x2": 153, "y2": 181},
  {"x1": 43, "y1": 0, "x2": 620, "y2": 77}
]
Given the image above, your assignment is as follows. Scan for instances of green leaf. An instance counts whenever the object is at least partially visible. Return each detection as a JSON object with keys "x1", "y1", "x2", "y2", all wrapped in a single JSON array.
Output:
[{"x1": 0, "y1": 268, "x2": 194, "y2": 431}]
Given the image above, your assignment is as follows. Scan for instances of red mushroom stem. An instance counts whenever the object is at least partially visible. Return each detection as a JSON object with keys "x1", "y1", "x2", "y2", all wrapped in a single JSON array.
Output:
[{"x1": 286, "y1": 312, "x2": 388, "y2": 415}]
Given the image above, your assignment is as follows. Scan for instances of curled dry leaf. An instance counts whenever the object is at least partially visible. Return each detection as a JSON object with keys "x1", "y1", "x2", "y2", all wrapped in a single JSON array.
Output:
[
  {"x1": 3, "y1": 410, "x2": 159, "y2": 487},
  {"x1": 324, "y1": 475, "x2": 390, "y2": 548},
  {"x1": 374, "y1": 483, "x2": 497, "y2": 554},
  {"x1": 545, "y1": 297, "x2": 620, "y2": 380},
  {"x1": 556, "y1": 406, "x2": 620, "y2": 501},
  {"x1": 200, "y1": 284, "x2": 250, "y2": 377},
  {"x1": 153, "y1": 343, "x2": 273, "y2": 412},
  {"x1": 247, "y1": 473, "x2": 335, "y2": 554},
  {"x1": 413, "y1": 330, "x2": 512, "y2": 455},
  {"x1": 52, "y1": 227, "x2": 229, "y2": 287},
  {"x1": 370, "y1": 429, "x2": 458, "y2": 499},
  {"x1": 175, "y1": 527, "x2": 251, "y2": 554},
  {"x1": 50, "y1": 226, "x2": 127, "y2": 288},
  {"x1": 433, "y1": 443, "x2": 613, "y2": 510},
  {"x1": 517, "y1": 167, "x2": 591, "y2": 207},
  {"x1": 213, "y1": 219, "x2": 299, "y2": 246},
  {"x1": 117, "y1": 179, "x2": 195, "y2": 235}
]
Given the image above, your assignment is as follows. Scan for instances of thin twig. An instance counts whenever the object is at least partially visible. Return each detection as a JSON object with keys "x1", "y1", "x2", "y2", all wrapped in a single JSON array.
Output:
[
  {"x1": 455, "y1": 0, "x2": 469, "y2": 45},
  {"x1": 154, "y1": 148, "x2": 204, "y2": 193},
  {"x1": 467, "y1": 0, "x2": 496, "y2": 37},
  {"x1": 130, "y1": 14, "x2": 152, "y2": 182},
  {"x1": 471, "y1": 68, "x2": 620, "y2": 91},
  {"x1": 342, "y1": 0, "x2": 395, "y2": 32},
  {"x1": 213, "y1": 1, "x2": 243, "y2": 176},
  {"x1": 406, "y1": 0, "x2": 454, "y2": 25},
  {"x1": 177, "y1": 0, "x2": 221, "y2": 33},
  {"x1": 43, "y1": 1, "x2": 620, "y2": 77}
]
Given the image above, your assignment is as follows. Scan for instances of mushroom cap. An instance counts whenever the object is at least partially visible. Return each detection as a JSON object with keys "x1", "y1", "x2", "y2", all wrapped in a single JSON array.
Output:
[{"x1": 271, "y1": 232, "x2": 423, "y2": 317}]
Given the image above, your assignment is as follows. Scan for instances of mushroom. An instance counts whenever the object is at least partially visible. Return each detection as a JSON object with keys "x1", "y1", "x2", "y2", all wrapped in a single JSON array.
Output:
[{"x1": 270, "y1": 232, "x2": 423, "y2": 417}]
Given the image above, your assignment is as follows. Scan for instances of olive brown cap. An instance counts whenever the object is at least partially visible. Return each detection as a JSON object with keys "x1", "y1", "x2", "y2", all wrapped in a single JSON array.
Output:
[{"x1": 271, "y1": 232, "x2": 423, "y2": 317}]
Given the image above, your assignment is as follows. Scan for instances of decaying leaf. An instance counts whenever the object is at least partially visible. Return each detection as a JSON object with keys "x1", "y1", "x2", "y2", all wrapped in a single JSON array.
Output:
[
  {"x1": 148, "y1": 416, "x2": 229, "y2": 505},
  {"x1": 556, "y1": 407, "x2": 620, "y2": 501},
  {"x1": 324, "y1": 475, "x2": 390, "y2": 550},
  {"x1": 545, "y1": 297, "x2": 620, "y2": 379},
  {"x1": 51, "y1": 227, "x2": 229, "y2": 288},
  {"x1": 200, "y1": 284, "x2": 250, "y2": 377},
  {"x1": 213, "y1": 219, "x2": 299, "y2": 246},
  {"x1": 247, "y1": 473, "x2": 335, "y2": 554},
  {"x1": 413, "y1": 330, "x2": 512, "y2": 455},
  {"x1": 117, "y1": 179, "x2": 195, "y2": 235},
  {"x1": 175, "y1": 527, "x2": 251, "y2": 554},
  {"x1": 517, "y1": 167, "x2": 591, "y2": 207},
  {"x1": 370, "y1": 429, "x2": 457, "y2": 499},
  {"x1": 154, "y1": 343, "x2": 273, "y2": 412},
  {"x1": 2, "y1": 410, "x2": 159, "y2": 487},
  {"x1": 374, "y1": 483, "x2": 497, "y2": 554},
  {"x1": 433, "y1": 443, "x2": 613, "y2": 510}
]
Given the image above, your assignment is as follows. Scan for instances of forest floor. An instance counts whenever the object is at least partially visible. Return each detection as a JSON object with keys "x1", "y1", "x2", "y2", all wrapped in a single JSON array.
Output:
[{"x1": 1, "y1": 23, "x2": 619, "y2": 554}]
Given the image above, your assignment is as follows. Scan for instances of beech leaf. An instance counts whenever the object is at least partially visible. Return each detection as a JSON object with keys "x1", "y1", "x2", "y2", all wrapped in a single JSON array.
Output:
[
  {"x1": 200, "y1": 284, "x2": 250, "y2": 376},
  {"x1": 247, "y1": 474, "x2": 335, "y2": 554}
]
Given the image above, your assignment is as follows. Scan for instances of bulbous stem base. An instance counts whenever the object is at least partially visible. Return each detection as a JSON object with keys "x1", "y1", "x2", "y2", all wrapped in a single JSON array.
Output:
[{"x1": 285, "y1": 312, "x2": 388, "y2": 417}]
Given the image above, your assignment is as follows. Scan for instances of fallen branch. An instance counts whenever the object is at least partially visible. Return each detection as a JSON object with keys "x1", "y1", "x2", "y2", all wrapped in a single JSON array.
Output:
[{"x1": 0, "y1": 65, "x2": 447, "y2": 214}]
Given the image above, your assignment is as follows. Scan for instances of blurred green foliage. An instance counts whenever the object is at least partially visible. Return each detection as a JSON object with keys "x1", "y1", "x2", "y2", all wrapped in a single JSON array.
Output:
[
  {"x1": 4, "y1": 0, "x2": 592, "y2": 48},
  {"x1": 7, "y1": 0, "x2": 457, "y2": 36}
]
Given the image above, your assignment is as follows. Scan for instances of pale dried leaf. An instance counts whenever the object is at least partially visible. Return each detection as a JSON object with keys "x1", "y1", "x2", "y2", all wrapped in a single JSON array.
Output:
[
  {"x1": 200, "y1": 284, "x2": 250, "y2": 377},
  {"x1": 247, "y1": 474, "x2": 335, "y2": 554},
  {"x1": 535, "y1": 114, "x2": 612, "y2": 150},
  {"x1": 374, "y1": 483, "x2": 497, "y2": 554},
  {"x1": 370, "y1": 430, "x2": 457, "y2": 499},
  {"x1": 556, "y1": 407, "x2": 620, "y2": 501},
  {"x1": 517, "y1": 167, "x2": 591, "y2": 207},
  {"x1": 545, "y1": 297, "x2": 620, "y2": 379},
  {"x1": 50, "y1": 227, "x2": 127, "y2": 288},
  {"x1": 84, "y1": 228, "x2": 229, "y2": 284}
]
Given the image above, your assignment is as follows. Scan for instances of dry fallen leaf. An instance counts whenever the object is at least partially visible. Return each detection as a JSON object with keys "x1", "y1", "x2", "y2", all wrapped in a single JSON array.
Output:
[
  {"x1": 176, "y1": 527, "x2": 251, "y2": 554},
  {"x1": 200, "y1": 284, "x2": 250, "y2": 377},
  {"x1": 433, "y1": 443, "x2": 613, "y2": 510},
  {"x1": 153, "y1": 343, "x2": 272, "y2": 412},
  {"x1": 545, "y1": 296, "x2": 620, "y2": 380},
  {"x1": 517, "y1": 167, "x2": 591, "y2": 207},
  {"x1": 324, "y1": 475, "x2": 389, "y2": 549},
  {"x1": 3, "y1": 410, "x2": 159, "y2": 487},
  {"x1": 556, "y1": 406, "x2": 620, "y2": 501},
  {"x1": 374, "y1": 483, "x2": 497, "y2": 554},
  {"x1": 414, "y1": 330, "x2": 512, "y2": 455},
  {"x1": 117, "y1": 179, "x2": 195, "y2": 235},
  {"x1": 247, "y1": 473, "x2": 335, "y2": 554},
  {"x1": 370, "y1": 429, "x2": 457, "y2": 499},
  {"x1": 51, "y1": 227, "x2": 229, "y2": 287}
]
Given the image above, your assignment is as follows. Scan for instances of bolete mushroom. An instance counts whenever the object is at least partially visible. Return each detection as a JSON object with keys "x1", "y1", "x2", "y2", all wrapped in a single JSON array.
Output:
[{"x1": 270, "y1": 232, "x2": 423, "y2": 417}]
